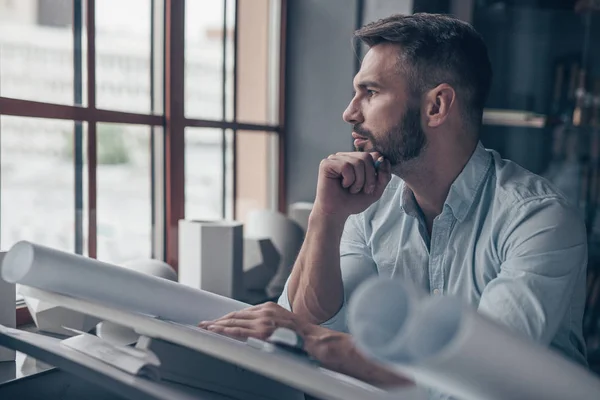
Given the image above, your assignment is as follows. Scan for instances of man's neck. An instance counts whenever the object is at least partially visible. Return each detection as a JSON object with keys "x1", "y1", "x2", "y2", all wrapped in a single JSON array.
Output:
[{"x1": 397, "y1": 140, "x2": 478, "y2": 233}]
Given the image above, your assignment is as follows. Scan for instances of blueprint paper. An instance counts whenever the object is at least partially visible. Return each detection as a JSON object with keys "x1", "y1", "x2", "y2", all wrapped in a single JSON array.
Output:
[
  {"x1": 348, "y1": 277, "x2": 600, "y2": 400},
  {"x1": 1, "y1": 241, "x2": 247, "y2": 325},
  {"x1": 16, "y1": 286, "x2": 427, "y2": 400}
]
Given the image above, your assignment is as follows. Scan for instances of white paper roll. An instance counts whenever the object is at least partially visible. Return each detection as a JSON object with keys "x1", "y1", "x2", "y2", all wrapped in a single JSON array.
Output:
[
  {"x1": 348, "y1": 277, "x2": 600, "y2": 400},
  {"x1": 1, "y1": 241, "x2": 248, "y2": 325}
]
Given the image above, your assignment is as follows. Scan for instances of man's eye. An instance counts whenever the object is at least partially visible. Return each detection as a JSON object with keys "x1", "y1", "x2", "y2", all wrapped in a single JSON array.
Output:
[{"x1": 367, "y1": 89, "x2": 376, "y2": 97}]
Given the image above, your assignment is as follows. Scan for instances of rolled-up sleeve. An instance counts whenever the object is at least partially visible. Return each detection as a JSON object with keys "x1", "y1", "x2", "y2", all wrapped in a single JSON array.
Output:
[
  {"x1": 478, "y1": 196, "x2": 587, "y2": 346},
  {"x1": 277, "y1": 213, "x2": 378, "y2": 332}
]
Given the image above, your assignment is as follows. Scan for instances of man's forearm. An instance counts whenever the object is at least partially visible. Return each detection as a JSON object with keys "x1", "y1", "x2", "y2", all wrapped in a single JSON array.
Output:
[
  {"x1": 326, "y1": 339, "x2": 413, "y2": 388},
  {"x1": 302, "y1": 326, "x2": 413, "y2": 388},
  {"x1": 286, "y1": 212, "x2": 347, "y2": 324}
]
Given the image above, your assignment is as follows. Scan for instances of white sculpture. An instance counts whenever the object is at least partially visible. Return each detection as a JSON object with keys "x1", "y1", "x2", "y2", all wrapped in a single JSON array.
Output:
[
  {"x1": 23, "y1": 293, "x2": 101, "y2": 337},
  {"x1": 243, "y1": 237, "x2": 279, "y2": 291},
  {"x1": 96, "y1": 258, "x2": 178, "y2": 346},
  {"x1": 178, "y1": 220, "x2": 244, "y2": 300},
  {"x1": 288, "y1": 202, "x2": 313, "y2": 235},
  {"x1": 245, "y1": 210, "x2": 304, "y2": 299},
  {"x1": 120, "y1": 258, "x2": 178, "y2": 282}
]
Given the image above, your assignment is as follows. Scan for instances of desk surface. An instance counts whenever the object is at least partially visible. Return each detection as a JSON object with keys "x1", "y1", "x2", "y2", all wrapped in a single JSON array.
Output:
[
  {"x1": 0, "y1": 324, "x2": 54, "y2": 385},
  {"x1": 0, "y1": 350, "x2": 54, "y2": 384},
  {"x1": 0, "y1": 325, "x2": 240, "y2": 400}
]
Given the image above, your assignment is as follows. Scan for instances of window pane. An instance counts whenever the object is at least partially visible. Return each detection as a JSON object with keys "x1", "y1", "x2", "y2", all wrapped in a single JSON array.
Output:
[
  {"x1": 236, "y1": 0, "x2": 280, "y2": 125},
  {"x1": 235, "y1": 130, "x2": 278, "y2": 222},
  {"x1": 95, "y1": 0, "x2": 151, "y2": 113},
  {"x1": 0, "y1": 0, "x2": 75, "y2": 104},
  {"x1": 96, "y1": 123, "x2": 152, "y2": 263},
  {"x1": 0, "y1": 116, "x2": 79, "y2": 252},
  {"x1": 185, "y1": 128, "x2": 225, "y2": 220},
  {"x1": 185, "y1": 0, "x2": 233, "y2": 121}
]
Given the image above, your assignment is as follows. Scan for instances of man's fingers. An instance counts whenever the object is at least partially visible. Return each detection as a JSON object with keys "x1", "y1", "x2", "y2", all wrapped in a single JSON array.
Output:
[
  {"x1": 206, "y1": 325, "x2": 259, "y2": 340},
  {"x1": 348, "y1": 158, "x2": 366, "y2": 194},
  {"x1": 339, "y1": 162, "x2": 356, "y2": 189},
  {"x1": 334, "y1": 153, "x2": 377, "y2": 194},
  {"x1": 208, "y1": 318, "x2": 256, "y2": 329},
  {"x1": 207, "y1": 323, "x2": 275, "y2": 340},
  {"x1": 199, "y1": 308, "x2": 262, "y2": 327}
]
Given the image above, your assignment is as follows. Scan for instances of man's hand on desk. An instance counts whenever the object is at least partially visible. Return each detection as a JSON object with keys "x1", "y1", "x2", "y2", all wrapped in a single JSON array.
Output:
[
  {"x1": 198, "y1": 302, "x2": 314, "y2": 341},
  {"x1": 198, "y1": 302, "x2": 412, "y2": 388}
]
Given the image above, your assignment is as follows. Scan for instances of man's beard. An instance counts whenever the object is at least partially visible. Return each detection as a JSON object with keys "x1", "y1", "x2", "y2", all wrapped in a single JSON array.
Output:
[{"x1": 354, "y1": 105, "x2": 426, "y2": 166}]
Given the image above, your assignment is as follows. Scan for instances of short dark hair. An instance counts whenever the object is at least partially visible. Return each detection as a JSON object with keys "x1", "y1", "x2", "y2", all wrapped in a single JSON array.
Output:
[{"x1": 355, "y1": 13, "x2": 493, "y2": 128}]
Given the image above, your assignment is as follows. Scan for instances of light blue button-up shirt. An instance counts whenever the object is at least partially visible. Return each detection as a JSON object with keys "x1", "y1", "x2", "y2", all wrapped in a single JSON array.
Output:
[{"x1": 279, "y1": 142, "x2": 588, "y2": 369}]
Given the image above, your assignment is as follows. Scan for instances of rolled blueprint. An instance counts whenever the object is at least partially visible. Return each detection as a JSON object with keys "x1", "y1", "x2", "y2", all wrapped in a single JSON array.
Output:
[
  {"x1": 1, "y1": 241, "x2": 248, "y2": 325},
  {"x1": 348, "y1": 277, "x2": 600, "y2": 400}
]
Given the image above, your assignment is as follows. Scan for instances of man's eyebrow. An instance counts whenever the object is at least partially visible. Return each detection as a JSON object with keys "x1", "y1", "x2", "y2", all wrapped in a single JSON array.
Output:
[{"x1": 354, "y1": 80, "x2": 383, "y2": 90}]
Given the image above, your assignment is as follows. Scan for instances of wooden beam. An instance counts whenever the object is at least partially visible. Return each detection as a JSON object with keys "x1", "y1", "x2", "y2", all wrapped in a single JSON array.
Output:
[
  {"x1": 164, "y1": 0, "x2": 186, "y2": 272},
  {"x1": 278, "y1": 0, "x2": 288, "y2": 214},
  {"x1": 0, "y1": 97, "x2": 164, "y2": 125}
]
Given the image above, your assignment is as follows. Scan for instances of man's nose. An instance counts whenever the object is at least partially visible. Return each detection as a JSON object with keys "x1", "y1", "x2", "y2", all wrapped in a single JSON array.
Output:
[{"x1": 343, "y1": 98, "x2": 364, "y2": 125}]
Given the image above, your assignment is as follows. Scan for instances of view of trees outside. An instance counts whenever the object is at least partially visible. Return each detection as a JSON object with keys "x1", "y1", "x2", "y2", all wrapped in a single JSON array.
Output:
[{"x1": 0, "y1": 0, "x2": 232, "y2": 268}]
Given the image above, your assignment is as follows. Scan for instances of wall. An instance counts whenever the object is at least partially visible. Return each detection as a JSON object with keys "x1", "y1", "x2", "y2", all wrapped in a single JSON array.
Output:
[
  {"x1": 364, "y1": 0, "x2": 413, "y2": 23},
  {"x1": 284, "y1": 0, "x2": 361, "y2": 205}
]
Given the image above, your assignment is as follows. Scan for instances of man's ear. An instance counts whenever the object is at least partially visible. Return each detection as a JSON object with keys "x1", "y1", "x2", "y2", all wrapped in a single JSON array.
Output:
[{"x1": 423, "y1": 83, "x2": 456, "y2": 128}]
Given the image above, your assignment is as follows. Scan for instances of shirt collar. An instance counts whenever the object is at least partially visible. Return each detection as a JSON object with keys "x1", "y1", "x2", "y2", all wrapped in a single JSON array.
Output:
[
  {"x1": 400, "y1": 183, "x2": 419, "y2": 218},
  {"x1": 444, "y1": 141, "x2": 492, "y2": 221},
  {"x1": 400, "y1": 141, "x2": 492, "y2": 222}
]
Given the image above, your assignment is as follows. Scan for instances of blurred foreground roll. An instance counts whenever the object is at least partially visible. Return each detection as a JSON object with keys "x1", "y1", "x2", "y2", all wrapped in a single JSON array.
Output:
[
  {"x1": 1, "y1": 241, "x2": 248, "y2": 326},
  {"x1": 348, "y1": 277, "x2": 600, "y2": 400}
]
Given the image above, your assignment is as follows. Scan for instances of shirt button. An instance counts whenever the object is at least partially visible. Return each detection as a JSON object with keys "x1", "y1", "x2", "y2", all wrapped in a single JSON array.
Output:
[{"x1": 433, "y1": 289, "x2": 441, "y2": 295}]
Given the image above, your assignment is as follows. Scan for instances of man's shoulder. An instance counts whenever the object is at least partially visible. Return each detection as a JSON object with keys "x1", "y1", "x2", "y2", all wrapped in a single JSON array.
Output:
[
  {"x1": 489, "y1": 150, "x2": 569, "y2": 209},
  {"x1": 487, "y1": 151, "x2": 585, "y2": 245}
]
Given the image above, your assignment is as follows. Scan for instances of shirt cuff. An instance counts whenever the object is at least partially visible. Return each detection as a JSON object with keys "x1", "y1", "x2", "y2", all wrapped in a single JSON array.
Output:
[
  {"x1": 277, "y1": 281, "x2": 292, "y2": 311},
  {"x1": 319, "y1": 300, "x2": 348, "y2": 332}
]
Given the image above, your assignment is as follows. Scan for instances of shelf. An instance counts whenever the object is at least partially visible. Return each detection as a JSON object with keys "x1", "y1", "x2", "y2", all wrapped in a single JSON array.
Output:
[{"x1": 482, "y1": 108, "x2": 547, "y2": 128}]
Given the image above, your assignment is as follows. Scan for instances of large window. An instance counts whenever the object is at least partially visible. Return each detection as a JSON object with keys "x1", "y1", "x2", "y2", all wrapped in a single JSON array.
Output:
[
  {"x1": 0, "y1": 0, "x2": 286, "y2": 323},
  {"x1": 0, "y1": 116, "x2": 81, "y2": 252}
]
